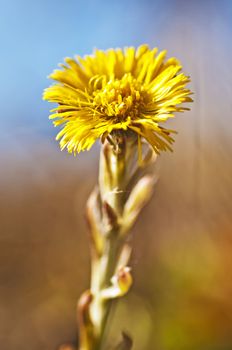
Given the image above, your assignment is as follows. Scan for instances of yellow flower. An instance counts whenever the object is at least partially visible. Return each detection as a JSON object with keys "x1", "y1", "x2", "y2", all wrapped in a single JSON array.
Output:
[{"x1": 43, "y1": 45, "x2": 193, "y2": 155}]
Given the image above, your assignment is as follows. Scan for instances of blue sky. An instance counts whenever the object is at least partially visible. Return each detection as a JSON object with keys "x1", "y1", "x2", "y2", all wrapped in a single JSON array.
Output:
[
  {"x1": 0, "y1": 0, "x2": 231, "y2": 142},
  {"x1": 0, "y1": 0, "x2": 168, "y2": 134}
]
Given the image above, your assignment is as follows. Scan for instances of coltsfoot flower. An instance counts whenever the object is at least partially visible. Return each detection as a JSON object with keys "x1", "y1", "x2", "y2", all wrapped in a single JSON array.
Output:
[{"x1": 43, "y1": 45, "x2": 192, "y2": 155}]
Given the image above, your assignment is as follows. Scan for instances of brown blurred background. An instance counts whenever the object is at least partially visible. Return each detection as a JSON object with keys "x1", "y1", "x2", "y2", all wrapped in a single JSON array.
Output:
[{"x1": 1, "y1": 1, "x2": 232, "y2": 349}]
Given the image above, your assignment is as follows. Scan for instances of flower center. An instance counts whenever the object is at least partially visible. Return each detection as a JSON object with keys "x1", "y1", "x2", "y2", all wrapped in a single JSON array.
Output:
[{"x1": 91, "y1": 74, "x2": 147, "y2": 120}]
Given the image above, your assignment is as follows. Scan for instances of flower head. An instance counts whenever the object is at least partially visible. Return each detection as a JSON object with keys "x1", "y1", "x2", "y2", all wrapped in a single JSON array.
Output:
[{"x1": 43, "y1": 45, "x2": 192, "y2": 154}]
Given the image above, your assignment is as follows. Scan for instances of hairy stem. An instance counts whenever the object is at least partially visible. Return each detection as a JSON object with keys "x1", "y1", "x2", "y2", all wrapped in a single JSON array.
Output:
[
  {"x1": 78, "y1": 131, "x2": 155, "y2": 350},
  {"x1": 90, "y1": 236, "x2": 122, "y2": 349}
]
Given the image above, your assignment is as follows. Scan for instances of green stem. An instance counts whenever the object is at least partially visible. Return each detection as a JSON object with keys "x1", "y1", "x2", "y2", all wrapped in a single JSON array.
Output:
[
  {"x1": 91, "y1": 236, "x2": 123, "y2": 350},
  {"x1": 78, "y1": 131, "x2": 155, "y2": 350},
  {"x1": 80, "y1": 132, "x2": 138, "y2": 350}
]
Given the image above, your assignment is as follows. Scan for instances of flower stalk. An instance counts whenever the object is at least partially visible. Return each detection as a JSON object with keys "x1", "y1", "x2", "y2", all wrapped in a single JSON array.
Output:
[{"x1": 78, "y1": 131, "x2": 156, "y2": 349}]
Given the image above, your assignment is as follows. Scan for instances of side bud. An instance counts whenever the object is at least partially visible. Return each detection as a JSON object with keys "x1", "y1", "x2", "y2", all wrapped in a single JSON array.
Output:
[
  {"x1": 121, "y1": 175, "x2": 156, "y2": 235},
  {"x1": 101, "y1": 266, "x2": 132, "y2": 300}
]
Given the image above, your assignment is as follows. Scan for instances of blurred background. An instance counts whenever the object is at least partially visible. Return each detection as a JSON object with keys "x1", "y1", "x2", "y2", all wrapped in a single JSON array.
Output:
[{"x1": 1, "y1": 0, "x2": 232, "y2": 349}]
